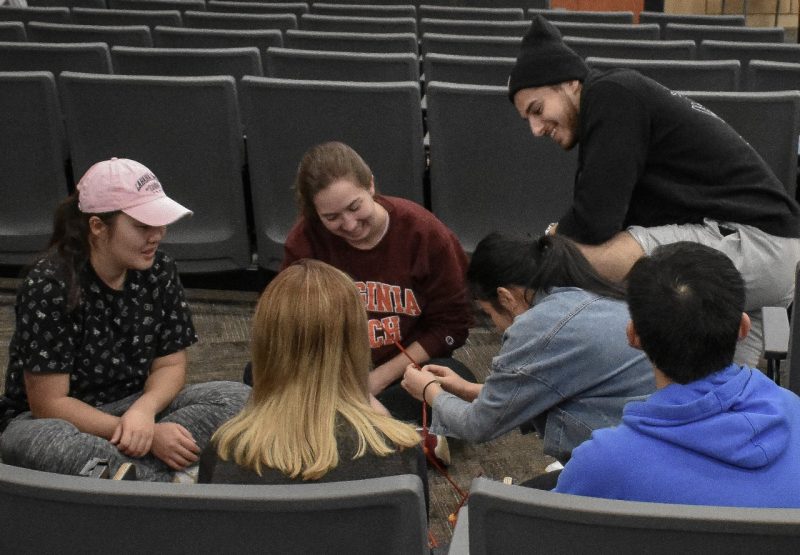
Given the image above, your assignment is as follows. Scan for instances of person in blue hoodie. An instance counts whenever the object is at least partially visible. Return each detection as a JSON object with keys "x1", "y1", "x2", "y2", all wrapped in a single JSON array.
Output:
[{"x1": 555, "y1": 241, "x2": 800, "y2": 507}]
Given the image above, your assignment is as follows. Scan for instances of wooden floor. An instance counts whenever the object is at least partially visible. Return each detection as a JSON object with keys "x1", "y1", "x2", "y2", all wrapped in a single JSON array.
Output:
[{"x1": 0, "y1": 278, "x2": 553, "y2": 544}]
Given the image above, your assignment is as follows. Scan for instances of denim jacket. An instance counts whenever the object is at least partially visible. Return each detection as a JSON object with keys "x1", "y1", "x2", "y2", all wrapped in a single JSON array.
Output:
[{"x1": 430, "y1": 287, "x2": 655, "y2": 462}]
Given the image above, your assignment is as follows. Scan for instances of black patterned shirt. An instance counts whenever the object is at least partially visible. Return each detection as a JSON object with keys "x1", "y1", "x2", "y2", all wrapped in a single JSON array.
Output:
[{"x1": 2, "y1": 251, "x2": 198, "y2": 417}]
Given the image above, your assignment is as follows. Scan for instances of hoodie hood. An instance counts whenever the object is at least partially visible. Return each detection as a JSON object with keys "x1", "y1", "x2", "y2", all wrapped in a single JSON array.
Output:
[{"x1": 622, "y1": 365, "x2": 789, "y2": 469}]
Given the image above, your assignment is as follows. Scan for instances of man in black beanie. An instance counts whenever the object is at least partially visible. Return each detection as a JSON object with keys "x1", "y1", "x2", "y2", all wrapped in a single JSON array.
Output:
[{"x1": 508, "y1": 15, "x2": 800, "y2": 369}]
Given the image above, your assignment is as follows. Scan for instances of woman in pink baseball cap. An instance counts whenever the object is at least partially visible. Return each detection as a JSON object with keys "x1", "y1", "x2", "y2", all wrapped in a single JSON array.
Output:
[{"x1": 0, "y1": 158, "x2": 250, "y2": 481}]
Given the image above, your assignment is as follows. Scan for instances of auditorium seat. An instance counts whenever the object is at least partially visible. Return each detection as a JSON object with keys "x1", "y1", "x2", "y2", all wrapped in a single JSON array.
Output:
[
  {"x1": 450, "y1": 477, "x2": 800, "y2": 555},
  {"x1": 265, "y1": 47, "x2": 418, "y2": 82},
  {"x1": 528, "y1": 8, "x2": 634, "y2": 24},
  {"x1": 206, "y1": 1, "x2": 309, "y2": 20},
  {"x1": 418, "y1": 5, "x2": 524, "y2": 21},
  {"x1": 746, "y1": 59, "x2": 800, "y2": 92},
  {"x1": 0, "y1": 71, "x2": 70, "y2": 265},
  {"x1": 240, "y1": 77, "x2": 424, "y2": 270},
  {"x1": 0, "y1": 41, "x2": 112, "y2": 74},
  {"x1": 28, "y1": 0, "x2": 106, "y2": 7},
  {"x1": 0, "y1": 20, "x2": 25, "y2": 40},
  {"x1": 423, "y1": 53, "x2": 515, "y2": 86},
  {"x1": 71, "y1": 7, "x2": 182, "y2": 29},
  {"x1": 0, "y1": 463, "x2": 428, "y2": 555},
  {"x1": 0, "y1": 6, "x2": 70, "y2": 24},
  {"x1": 153, "y1": 25, "x2": 281, "y2": 73},
  {"x1": 553, "y1": 21, "x2": 660, "y2": 41},
  {"x1": 586, "y1": 58, "x2": 740, "y2": 92},
  {"x1": 112, "y1": 45, "x2": 263, "y2": 79},
  {"x1": 563, "y1": 37, "x2": 696, "y2": 61},
  {"x1": 284, "y1": 29, "x2": 417, "y2": 54},
  {"x1": 684, "y1": 90, "x2": 800, "y2": 197},
  {"x1": 183, "y1": 11, "x2": 297, "y2": 32},
  {"x1": 699, "y1": 40, "x2": 800, "y2": 70},
  {"x1": 419, "y1": 18, "x2": 528, "y2": 38},
  {"x1": 27, "y1": 21, "x2": 153, "y2": 47},
  {"x1": 639, "y1": 10, "x2": 745, "y2": 39},
  {"x1": 420, "y1": 32, "x2": 521, "y2": 58},
  {"x1": 300, "y1": 13, "x2": 416, "y2": 35},
  {"x1": 108, "y1": 0, "x2": 205, "y2": 12},
  {"x1": 426, "y1": 80, "x2": 576, "y2": 252},
  {"x1": 665, "y1": 23, "x2": 785, "y2": 45},
  {"x1": 311, "y1": 2, "x2": 416, "y2": 19},
  {"x1": 59, "y1": 71, "x2": 252, "y2": 272}
]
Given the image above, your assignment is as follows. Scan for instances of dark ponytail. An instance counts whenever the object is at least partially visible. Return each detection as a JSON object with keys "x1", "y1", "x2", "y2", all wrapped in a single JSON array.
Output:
[
  {"x1": 467, "y1": 232, "x2": 625, "y2": 306},
  {"x1": 47, "y1": 192, "x2": 117, "y2": 309}
]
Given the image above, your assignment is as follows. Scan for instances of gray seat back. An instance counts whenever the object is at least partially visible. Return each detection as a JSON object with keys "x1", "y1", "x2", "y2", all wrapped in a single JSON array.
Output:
[
  {"x1": 183, "y1": 11, "x2": 298, "y2": 32},
  {"x1": 265, "y1": 47, "x2": 418, "y2": 82},
  {"x1": 665, "y1": 23, "x2": 785, "y2": 44},
  {"x1": 0, "y1": 20, "x2": 25, "y2": 40},
  {"x1": 312, "y1": 3, "x2": 416, "y2": 19},
  {"x1": 71, "y1": 7, "x2": 182, "y2": 29},
  {"x1": 528, "y1": 8, "x2": 634, "y2": 24},
  {"x1": 423, "y1": 53, "x2": 515, "y2": 86},
  {"x1": 0, "y1": 464, "x2": 427, "y2": 555},
  {"x1": 300, "y1": 13, "x2": 417, "y2": 35},
  {"x1": 112, "y1": 45, "x2": 263, "y2": 79},
  {"x1": 458, "y1": 477, "x2": 800, "y2": 555},
  {"x1": 0, "y1": 41, "x2": 112, "y2": 74},
  {"x1": 0, "y1": 6, "x2": 70, "y2": 24},
  {"x1": 108, "y1": 0, "x2": 205, "y2": 12},
  {"x1": 553, "y1": 21, "x2": 660, "y2": 41},
  {"x1": 27, "y1": 21, "x2": 153, "y2": 47},
  {"x1": 586, "y1": 58, "x2": 740, "y2": 92},
  {"x1": 746, "y1": 59, "x2": 800, "y2": 92},
  {"x1": 285, "y1": 29, "x2": 417, "y2": 54},
  {"x1": 240, "y1": 77, "x2": 424, "y2": 270},
  {"x1": 683, "y1": 90, "x2": 800, "y2": 197},
  {"x1": 564, "y1": 36, "x2": 696, "y2": 60},
  {"x1": 153, "y1": 25, "x2": 281, "y2": 74},
  {"x1": 0, "y1": 71, "x2": 69, "y2": 264},
  {"x1": 421, "y1": 32, "x2": 521, "y2": 57},
  {"x1": 207, "y1": 1, "x2": 309, "y2": 20},
  {"x1": 419, "y1": 5, "x2": 523, "y2": 21},
  {"x1": 426, "y1": 80, "x2": 576, "y2": 253},
  {"x1": 639, "y1": 10, "x2": 745, "y2": 39},
  {"x1": 419, "y1": 18, "x2": 528, "y2": 37},
  {"x1": 59, "y1": 71, "x2": 251, "y2": 272}
]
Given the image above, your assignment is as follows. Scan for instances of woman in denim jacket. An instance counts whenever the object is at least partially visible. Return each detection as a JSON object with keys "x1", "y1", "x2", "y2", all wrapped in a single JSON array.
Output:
[{"x1": 402, "y1": 232, "x2": 655, "y2": 464}]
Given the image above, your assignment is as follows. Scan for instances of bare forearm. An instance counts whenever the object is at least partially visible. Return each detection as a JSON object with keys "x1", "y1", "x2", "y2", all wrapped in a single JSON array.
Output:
[
  {"x1": 132, "y1": 364, "x2": 186, "y2": 416},
  {"x1": 372, "y1": 342, "x2": 430, "y2": 393},
  {"x1": 34, "y1": 396, "x2": 120, "y2": 439}
]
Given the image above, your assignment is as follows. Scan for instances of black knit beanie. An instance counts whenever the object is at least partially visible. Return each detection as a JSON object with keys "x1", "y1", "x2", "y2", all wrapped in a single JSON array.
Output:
[{"x1": 508, "y1": 15, "x2": 589, "y2": 102}]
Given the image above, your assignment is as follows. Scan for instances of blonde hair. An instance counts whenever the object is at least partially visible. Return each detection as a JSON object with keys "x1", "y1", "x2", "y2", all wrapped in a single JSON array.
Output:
[{"x1": 212, "y1": 259, "x2": 420, "y2": 480}]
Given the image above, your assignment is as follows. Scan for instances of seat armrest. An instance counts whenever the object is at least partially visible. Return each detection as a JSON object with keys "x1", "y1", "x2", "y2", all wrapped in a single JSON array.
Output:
[
  {"x1": 447, "y1": 507, "x2": 469, "y2": 554},
  {"x1": 762, "y1": 306, "x2": 790, "y2": 360}
]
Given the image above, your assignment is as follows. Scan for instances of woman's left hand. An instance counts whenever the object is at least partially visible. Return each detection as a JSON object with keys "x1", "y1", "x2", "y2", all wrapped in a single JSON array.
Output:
[{"x1": 401, "y1": 365, "x2": 439, "y2": 402}]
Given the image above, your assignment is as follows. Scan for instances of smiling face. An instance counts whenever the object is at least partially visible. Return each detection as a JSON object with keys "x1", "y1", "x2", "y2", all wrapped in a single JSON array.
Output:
[
  {"x1": 90, "y1": 213, "x2": 167, "y2": 284},
  {"x1": 313, "y1": 177, "x2": 387, "y2": 249},
  {"x1": 513, "y1": 80, "x2": 582, "y2": 150}
]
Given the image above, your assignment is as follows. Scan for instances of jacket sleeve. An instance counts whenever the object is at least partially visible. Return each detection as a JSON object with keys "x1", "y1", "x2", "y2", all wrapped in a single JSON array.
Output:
[
  {"x1": 407, "y1": 226, "x2": 474, "y2": 358},
  {"x1": 557, "y1": 80, "x2": 651, "y2": 245}
]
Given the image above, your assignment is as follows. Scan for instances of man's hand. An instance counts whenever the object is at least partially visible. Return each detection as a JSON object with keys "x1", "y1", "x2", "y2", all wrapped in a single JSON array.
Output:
[{"x1": 150, "y1": 422, "x2": 200, "y2": 470}]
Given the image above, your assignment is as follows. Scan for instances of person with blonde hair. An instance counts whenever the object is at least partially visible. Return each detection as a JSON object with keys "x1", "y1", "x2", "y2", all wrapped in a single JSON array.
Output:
[{"x1": 200, "y1": 259, "x2": 427, "y2": 489}]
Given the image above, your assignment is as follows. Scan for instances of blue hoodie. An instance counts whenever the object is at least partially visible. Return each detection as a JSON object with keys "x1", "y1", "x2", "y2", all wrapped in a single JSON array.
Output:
[{"x1": 555, "y1": 365, "x2": 800, "y2": 507}]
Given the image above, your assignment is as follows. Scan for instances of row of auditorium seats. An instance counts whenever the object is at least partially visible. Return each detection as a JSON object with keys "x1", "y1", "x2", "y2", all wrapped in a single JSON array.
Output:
[
  {"x1": 0, "y1": 5, "x2": 785, "y2": 42},
  {"x1": 4, "y1": 461, "x2": 800, "y2": 554},
  {"x1": 4, "y1": 34, "x2": 800, "y2": 91},
  {"x1": 3, "y1": 70, "x2": 799, "y2": 273}
]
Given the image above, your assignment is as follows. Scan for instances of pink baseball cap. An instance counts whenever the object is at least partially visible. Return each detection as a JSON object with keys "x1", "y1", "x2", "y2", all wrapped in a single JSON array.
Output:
[{"x1": 77, "y1": 158, "x2": 192, "y2": 226}]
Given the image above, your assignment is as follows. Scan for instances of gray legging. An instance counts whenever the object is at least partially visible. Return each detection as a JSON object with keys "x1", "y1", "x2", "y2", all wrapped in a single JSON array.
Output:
[{"x1": 0, "y1": 381, "x2": 251, "y2": 482}]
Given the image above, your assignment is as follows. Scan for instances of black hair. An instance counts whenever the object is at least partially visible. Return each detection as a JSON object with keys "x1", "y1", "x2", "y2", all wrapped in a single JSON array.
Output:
[
  {"x1": 47, "y1": 192, "x2": 119, "y2": 310},
  {"x1": 626, "y1": 242, "x2": 745, "y2": 383},
  {"x1": 467, "y1": 232, "x2": 626, "y2": 309}
]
